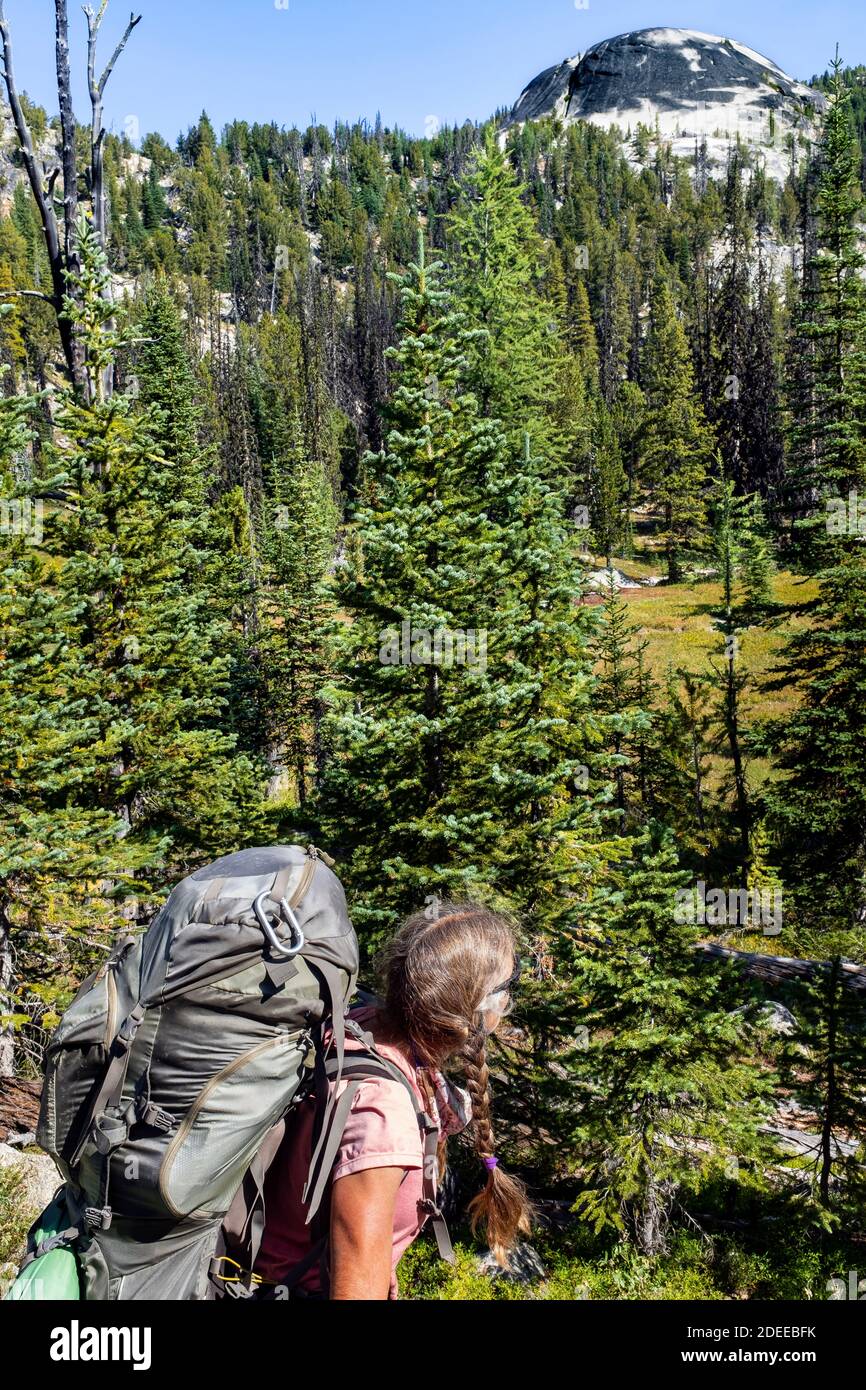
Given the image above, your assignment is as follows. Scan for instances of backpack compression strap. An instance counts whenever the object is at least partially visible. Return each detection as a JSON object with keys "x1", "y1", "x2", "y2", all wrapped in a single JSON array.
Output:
[
  {"x1": 210, "y1": 1026, "x2": 456, "y2": 1298},
  {"x1": 305, "y1": 1022, "x2": 455, "y2": 1265}
]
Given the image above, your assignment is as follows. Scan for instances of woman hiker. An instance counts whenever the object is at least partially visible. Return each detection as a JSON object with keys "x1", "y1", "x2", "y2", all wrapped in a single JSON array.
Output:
[{"x1": 253, "y1": 902, "x2": 535, "y2": 1300}]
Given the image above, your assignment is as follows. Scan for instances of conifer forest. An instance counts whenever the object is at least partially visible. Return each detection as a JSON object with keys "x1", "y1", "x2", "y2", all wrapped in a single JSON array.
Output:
[{"x1": 0, "y1": 0, "x2": 864, "y2": 1304}]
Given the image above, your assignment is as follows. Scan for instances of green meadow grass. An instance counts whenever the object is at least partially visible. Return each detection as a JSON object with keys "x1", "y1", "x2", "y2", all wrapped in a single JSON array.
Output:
[{"x1": 607, "y1": 568, "x2": 818, "y2": 725}]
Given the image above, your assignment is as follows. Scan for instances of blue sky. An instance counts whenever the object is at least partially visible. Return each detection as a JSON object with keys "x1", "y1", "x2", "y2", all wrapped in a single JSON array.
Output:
[{"x1": 5, "y1": 0, "x2": 863, "y2": 144}]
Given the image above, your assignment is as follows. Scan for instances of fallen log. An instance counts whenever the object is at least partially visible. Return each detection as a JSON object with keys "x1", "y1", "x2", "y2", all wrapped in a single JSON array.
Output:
[
  {"x1": 695, "y1": 943, "x2": 866, "y2": 997},
  {"x1": 0, "y1": 1076, "x2": 41, "y2": 1142}
]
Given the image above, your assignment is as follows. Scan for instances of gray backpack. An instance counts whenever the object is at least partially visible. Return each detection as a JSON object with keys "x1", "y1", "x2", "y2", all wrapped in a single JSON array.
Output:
[{"x1": 28, "y1": 843, "x2": 453, "y2": 1300}]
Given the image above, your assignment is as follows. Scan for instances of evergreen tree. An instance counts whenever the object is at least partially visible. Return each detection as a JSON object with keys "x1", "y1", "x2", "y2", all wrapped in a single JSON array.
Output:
[
  {"x1": 742, "y1": 241, "x2": 785, "y2": 502},
  {"x1": 737, "y1": 493, "x2": 775, "y2": 611},
  {"x1": 447, "y1": 135, "x2": 567, "y2": 467},
  {"x1": 638, "y1": 277, "x2": 715, "y2": 580},
  {"x1": 316, "y1": 238, "x2": 612, "y2": 969},
  {"x1": 611, "y1": 380, "x2": 645, "y2": 557},
  {"x1": 591, "y1": 570, "x2": 652, "y2": 824},
  {"x1": 260, "y1": 412, "x2": 337, "y2": 808},
  {"x1": 571, "y1": 827, "x2": 774, "y2": 1255},
  {"x1": 567, "y1": 275, "x2": 601, "y2": 393},
  {"x1": 787, "y1": 56, "x2": 866, "y2": 512},
  {"x1": 316, "y1": 236, "x2": 513, "y2": 942},
  {"x1": 781, "y1": 941, "x2": 866, "y2": 1212},
  {"x1": 586, "y1": 398, "x2": 628, "y2": 564},
  {"x1": 597, "y1": 242, "x2": 632, "y2": 404},
  {"x1": 764, "y1": 557, "x2": 866, "y2": 941},
  {"x1": 708, "y1": 478, "x2": 753, "y2": 876},
  {"x1": 0, "y1": 251, "x2": 26, "y2": 385},
  {"x1": 135, "y1": 275, "x2": 208, "y2": 507},
  {"x1": 765, "y1": 59, "x2": 866, "y2": 943},
  {"x1": 0, "y1": 321, "x2": 131, "y2": 1073},
  {"x1": 141, "y1": 166, "x2": 169, "y2": 230},
  {"x1": 5, "y1": 218, "x2": 267, "y2": 924},
  {"x1": 652, "y1": 667, "x2": 714, "y2": 860},
  {"x1": 713, "y1": 151, "x2": 752, "y2": 490}
]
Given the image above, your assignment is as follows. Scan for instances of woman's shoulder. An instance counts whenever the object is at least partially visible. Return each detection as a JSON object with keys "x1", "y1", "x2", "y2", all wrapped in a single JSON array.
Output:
[
  {"x1": 342, "y1": 1003, "x2": 472, "y2": 1137},
  {"x1": 345, "y1": 1004, "x2": 417, "y2": 1085}
]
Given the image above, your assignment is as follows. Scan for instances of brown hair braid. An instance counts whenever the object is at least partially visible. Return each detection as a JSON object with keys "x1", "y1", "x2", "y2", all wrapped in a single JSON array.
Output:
[{"x1": 373, "y1": 901, "x2": 536, "y2": 1266}]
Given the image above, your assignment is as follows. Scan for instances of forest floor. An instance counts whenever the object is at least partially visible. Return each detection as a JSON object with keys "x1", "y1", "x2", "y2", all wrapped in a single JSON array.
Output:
[{"x1": 398, "y1": 1203, "x2": 864, "y2": 1300}]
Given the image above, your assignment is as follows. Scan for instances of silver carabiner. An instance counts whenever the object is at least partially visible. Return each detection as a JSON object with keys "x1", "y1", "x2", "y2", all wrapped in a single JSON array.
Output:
[{"x1": 253, "y1": 891, "x2": 305, "y2": 957}]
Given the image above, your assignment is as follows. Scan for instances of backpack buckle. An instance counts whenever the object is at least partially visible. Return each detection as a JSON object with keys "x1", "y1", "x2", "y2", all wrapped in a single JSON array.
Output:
[
  {"x1": 136, "y1": 1099, "x2": 176, "y2": 1134},
  {"x1": 84, "y1": 1205, "x2": 113, "y2": 1233},
  {"x1": 115, "y1": 1009, "x2": 143, "y2": 1051},
  {"x1": 223, "y1": 1279, "x2": 256, "y2": 1300},
  {"x1": 419, "y1": 1197, "x2": 445, "y2": 1219},
  {"x1": 210, "y1": 1256, "x2": 260, "y2": 1298},
  {"x1": 92, "y1": 1111, "x2": 131, "y2": 1156}
]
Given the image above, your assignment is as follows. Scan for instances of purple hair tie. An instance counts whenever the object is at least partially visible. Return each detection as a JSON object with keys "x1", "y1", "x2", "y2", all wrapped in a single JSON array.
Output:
[{"x1": 483, "y1": 1156, "x2": 499, "y2": 1171}]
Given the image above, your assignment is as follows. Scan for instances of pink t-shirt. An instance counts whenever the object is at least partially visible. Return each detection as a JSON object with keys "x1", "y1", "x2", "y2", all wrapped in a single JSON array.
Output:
[{"x1": 255, "y1": 1005, "x2": 471, "y2": 1299}]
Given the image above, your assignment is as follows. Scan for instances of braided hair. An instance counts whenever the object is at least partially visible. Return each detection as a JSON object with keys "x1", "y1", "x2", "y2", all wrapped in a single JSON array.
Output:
[{"x1": 374, "y1": 902, "x2": 535, "y2": 1266}]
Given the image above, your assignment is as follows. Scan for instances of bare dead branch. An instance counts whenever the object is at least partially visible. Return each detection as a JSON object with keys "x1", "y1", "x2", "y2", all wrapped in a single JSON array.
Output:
[
  {"x1": 3, "y1": 0, "x2": 139, "y2": 397},
  {"x1": 54, "y1": 0, "x2": 79, "y2": 254},
  {"x1": 0, "y1": 0, "x2": 87, "y2": 386},
  {"x1": 84, "y1": 1, "x2": 141, "y2": 104},
  {"x1": 0, "y1": 289, "x2": 59, "y2": 306},
  {"x1": 97, "y1": 10, "x2": 141, "y2": 96},
  {"x1": 0, "y1": 1, "x2": 59, "y2": 261},
  {"x1": 83, "y1": 5, "x2": 142, "y2": 229}
]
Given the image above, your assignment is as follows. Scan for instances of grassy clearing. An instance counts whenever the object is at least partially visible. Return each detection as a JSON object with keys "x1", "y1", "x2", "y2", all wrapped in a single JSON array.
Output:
[
  {"x1": 398, "y1": 1201, "x2": 860, "y2": 1301},
  {"x1": 601, "y1": 567, "x2": 818, "y2": 725}
]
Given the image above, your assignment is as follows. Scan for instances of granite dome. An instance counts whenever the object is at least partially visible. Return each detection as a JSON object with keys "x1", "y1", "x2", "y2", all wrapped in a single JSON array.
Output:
[{"x1": 508, "y1": 28, "x2": 825, "y2": 176}]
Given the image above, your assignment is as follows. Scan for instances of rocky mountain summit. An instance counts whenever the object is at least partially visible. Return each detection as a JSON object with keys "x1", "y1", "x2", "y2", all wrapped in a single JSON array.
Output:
[{"x1": 508, "y1": 29, "x2": 826, "y2": 179}]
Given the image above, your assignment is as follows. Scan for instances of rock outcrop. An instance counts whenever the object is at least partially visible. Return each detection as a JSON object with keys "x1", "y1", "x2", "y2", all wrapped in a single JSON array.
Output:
[
  {"x1": 0, "y1": 1143, "x2": 59, "y2": 1219},
  {"x1": 508, "y1": 29, "x2": 826, "y2": 180}
]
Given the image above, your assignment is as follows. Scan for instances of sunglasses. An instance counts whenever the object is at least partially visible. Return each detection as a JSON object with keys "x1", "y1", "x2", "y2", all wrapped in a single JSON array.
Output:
[
  {"x1": 492, "y1": 958, "x2": 522, "y2": 996},
  {"x1": 479, "y1": 958, "x2": 522, "y2": 1018}
]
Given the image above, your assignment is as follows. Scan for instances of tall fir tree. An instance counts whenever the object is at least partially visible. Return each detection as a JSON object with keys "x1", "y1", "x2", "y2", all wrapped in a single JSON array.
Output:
[
  {"x1": 638, "y1": 276, "x2": 715, "y2": 581},
  {"x1": 708, "y1": 477, "x2": 754, "y2": 877},
  {"x1": 713, "y1": 151, "x2": 752, "y2": 491},
  {"x1": 447, "y1": 134, "x2": 568, "y2": 470},
  {"x1": 765, "y1": 59, "x2": 866, "y2": 946},
  {"x1": 3, "y1": 218, "x2": 267, "y2": 951},
  {"x1": 786, "y1": 55, "x2": 866, "y2": 517},
  {"x1": 742, "y1": 239, "x2": 785, "y2": 503},
  {"x1": 315, "y1": 235, "x2": 515, "y2": 944},
  {"x1": 0, "y1": 317, "x2": 133, "y2": 1074},
  {"x1": 260, "y1": 411, "x2": 337, "y2": 809},
  {"x1": 570, "y1": 827, "x2": 774, "y2": 1255},
  {"x1": 586, "y1": 398, "x2": 629, "y2": 564},
  {"x1": 591, "y1": 569, "x2": 652, "y2": 825},
  {"x1": 780, "y1": 940, "x2": 866, "y2": 1213}
]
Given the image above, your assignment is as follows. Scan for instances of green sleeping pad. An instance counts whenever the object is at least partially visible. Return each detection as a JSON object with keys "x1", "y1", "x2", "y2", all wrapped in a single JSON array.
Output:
[{"x1": 4, "y1": 1195, "x2": 80, "y2": 1301}]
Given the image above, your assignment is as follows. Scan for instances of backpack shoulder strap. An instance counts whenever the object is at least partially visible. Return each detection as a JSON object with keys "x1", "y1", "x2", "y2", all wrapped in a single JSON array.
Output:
[{"x1": 305, "y1": 1023, "x2": 455, "y2": 1264}]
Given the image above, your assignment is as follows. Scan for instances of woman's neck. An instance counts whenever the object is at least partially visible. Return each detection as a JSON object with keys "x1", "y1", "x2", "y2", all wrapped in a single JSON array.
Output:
[{"x1": 371, "y1": 1005, "x2": 443, "y2": 1072}]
